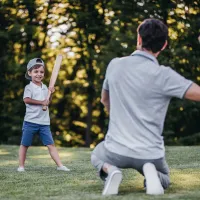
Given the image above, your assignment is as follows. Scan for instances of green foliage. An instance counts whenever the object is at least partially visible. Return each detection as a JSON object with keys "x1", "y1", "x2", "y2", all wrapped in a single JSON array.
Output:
[{"x1": 0, "y1": 0, "x2": 200, "y2": 146}]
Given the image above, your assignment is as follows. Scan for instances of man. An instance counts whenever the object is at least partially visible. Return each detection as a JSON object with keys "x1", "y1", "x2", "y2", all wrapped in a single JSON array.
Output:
[{"x1": 91, "y1": 18, "x2": 199, "y2": 195}]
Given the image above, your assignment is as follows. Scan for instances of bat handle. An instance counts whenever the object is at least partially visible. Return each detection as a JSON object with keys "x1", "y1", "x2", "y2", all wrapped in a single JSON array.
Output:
[
  {"x1": 42, "y1": 91, "x2": 51, "y2": 111},
  {"x1": 42, "y1": 105, "x2": 48, "y2": 111}
]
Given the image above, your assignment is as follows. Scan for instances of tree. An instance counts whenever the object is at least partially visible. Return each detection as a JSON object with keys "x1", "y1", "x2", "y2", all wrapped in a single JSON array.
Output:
[{"x1": 0, "y1": 0, "x2": 200, "y2": 146}]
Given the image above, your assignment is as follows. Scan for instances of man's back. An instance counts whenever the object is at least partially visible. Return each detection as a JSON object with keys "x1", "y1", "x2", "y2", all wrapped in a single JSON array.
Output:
[
  {"x1": 91, "y1": 18, "x2": 199, "y2": 196},
  {"x1": 103, "y1": 50, "x2": 192, "y2": 159}
]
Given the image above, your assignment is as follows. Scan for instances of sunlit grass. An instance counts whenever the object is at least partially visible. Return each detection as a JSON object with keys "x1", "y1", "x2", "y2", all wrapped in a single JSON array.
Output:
[
  {"x1": 171, "y1": 169, "x2": 200, "y2": 189},
  {"x1": 29, "y1": 152, "x2": 72, "y2": 159},
  {"x1": 0, "y1": 151, "x2": 10, "y2": 155},
  {"x1": 0, "y1": 145, "x2": 200, "y2": 200}
]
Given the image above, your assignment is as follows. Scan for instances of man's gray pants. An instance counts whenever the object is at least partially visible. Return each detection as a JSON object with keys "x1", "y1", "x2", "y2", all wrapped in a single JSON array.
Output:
[{"x1": 91, "y1": 141, "x2": 170, "y2": 189}]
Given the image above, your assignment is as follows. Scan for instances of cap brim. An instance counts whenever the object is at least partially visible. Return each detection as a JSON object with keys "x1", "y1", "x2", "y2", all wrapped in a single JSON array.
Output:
[{"x1": 25, "y1": 72, "x2": 32, "y2": 80}]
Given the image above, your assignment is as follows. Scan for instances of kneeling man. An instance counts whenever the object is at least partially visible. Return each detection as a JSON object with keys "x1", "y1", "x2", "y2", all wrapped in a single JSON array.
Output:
[{"x1": 91, "y1": 18, "x2": 199, "y2": 195}]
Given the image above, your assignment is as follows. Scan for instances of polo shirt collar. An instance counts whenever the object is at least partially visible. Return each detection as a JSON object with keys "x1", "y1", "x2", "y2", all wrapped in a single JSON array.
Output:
[
  {"x1": 131, "y1": 50, "x2": 159, "y2": 65},
  {"x1": 30, "y1": 81, "x2": 45, "y2": 89}
]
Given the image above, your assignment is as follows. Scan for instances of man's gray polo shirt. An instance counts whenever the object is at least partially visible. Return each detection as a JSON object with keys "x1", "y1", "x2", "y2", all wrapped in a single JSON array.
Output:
[
  {"x1": 23, "y1": 82, "x2": 50, "y2": 125},
  {"x1": 103, "y1": 50, "x2": 193, "y2": 159}
]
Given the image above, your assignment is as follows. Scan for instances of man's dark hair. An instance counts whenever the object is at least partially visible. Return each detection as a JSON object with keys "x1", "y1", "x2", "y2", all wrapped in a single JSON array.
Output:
[{"x1": 137, "y1": 19, "x2": 168, "y2": 53}]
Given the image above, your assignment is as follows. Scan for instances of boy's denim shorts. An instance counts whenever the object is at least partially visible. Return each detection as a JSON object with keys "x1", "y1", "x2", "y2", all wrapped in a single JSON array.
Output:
[{"x1": 21, "y1": 121, "x2": 54, "y2": 146}]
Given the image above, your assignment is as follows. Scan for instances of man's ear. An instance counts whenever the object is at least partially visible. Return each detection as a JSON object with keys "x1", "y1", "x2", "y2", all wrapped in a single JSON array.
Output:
[
  {"x1": 137, "y1": 34, "x2": 142, "y2": 46},
  {"x1": 161, "y1": 40, "x2": 168, "y2": 51},
  {"x1": 28, "y1": 71, "x2": 31, "y2": 76}
]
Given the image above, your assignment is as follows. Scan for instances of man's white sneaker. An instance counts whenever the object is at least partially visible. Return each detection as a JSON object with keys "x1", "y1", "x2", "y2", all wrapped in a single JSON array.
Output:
[
  {"x1": 102, "y1": 167, "x2": 122, "y2": 195},
  {"x1": 17, "y1": 167, "x2": 25, "y2": 172},
  {"x1": 143, "y1": 163, "x2": 164, "y2": 195},
  {"x1": 57, "y1": 165, "x2": 70, "y2": 171}
]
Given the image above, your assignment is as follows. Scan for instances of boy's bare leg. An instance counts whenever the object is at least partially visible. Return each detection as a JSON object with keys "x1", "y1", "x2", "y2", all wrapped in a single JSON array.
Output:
[
  {"x1": 47, "y1": 144, "x2": 62, "y2": 167},
  {"x1": 19, "y1": 145, "x2": 29, "y2": 167}
]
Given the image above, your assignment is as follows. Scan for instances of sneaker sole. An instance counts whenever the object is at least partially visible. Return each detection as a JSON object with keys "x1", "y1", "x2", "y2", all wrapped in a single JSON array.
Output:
[
  {"x1": 143, "y1": 163, "x2": 164, "y2": 195},
  {"x1": 102, "y1": 170, "x2": 122, "y2": 195}
]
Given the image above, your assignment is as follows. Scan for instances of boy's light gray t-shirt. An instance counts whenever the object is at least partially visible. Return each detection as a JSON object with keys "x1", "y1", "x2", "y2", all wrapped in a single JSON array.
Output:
[
  {"x1": 103, "y1": 50, "x2": 193, "y2": 159},
  {"x1": 23, "y1": 81, "x2": 50, "y2": 125}
]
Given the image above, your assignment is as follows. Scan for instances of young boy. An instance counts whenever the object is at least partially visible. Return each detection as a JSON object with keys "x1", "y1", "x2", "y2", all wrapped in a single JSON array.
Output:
[{"x1": 17, "y1": 58, "x2": 70, "y2": 172}]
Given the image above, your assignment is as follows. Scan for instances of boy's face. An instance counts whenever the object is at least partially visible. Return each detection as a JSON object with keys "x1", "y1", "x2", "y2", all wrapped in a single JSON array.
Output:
[{"x1": 28, "y1": 65, "x2": 45, "y2": 84}]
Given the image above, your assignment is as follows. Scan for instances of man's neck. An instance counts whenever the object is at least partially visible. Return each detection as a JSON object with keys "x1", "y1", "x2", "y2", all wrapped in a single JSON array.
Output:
[{"x1": 137, "y1": 47, "x2": 160, "y2": 57}]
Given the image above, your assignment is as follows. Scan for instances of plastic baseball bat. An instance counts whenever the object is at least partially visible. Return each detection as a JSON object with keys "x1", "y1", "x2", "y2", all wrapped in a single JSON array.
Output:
[{"x1": 42, "y1": 55, "x2": 63, "y2": 111}]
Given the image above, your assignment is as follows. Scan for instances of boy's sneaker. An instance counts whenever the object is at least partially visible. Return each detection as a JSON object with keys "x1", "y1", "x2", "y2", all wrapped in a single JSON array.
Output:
[
  {"x1": 102, "y1": 166, "x2": 122, "y2": 196},
  {"x1": 143, "y1": 163, "x2": 164, "y2": 195},
  {"x1": 57, "y1": 165, "x2": 70, "y2": 171},
  {"x1": 17, "y1": 167, "x2": 25, "y2": 172}
]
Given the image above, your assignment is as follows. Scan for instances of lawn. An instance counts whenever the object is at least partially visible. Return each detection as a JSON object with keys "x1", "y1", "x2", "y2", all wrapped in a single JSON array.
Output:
[{"x1": 0, "y1": 145, "x2": 200, "y2": 200}]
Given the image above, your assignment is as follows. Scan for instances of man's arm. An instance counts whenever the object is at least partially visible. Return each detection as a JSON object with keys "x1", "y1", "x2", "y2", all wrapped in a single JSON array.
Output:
[
  {"x1": 184, "y1": 83, "x2": 200, "y2": 101},
  {"x1": 101, "y1": 89, "x2": 110, "y2": 113}
]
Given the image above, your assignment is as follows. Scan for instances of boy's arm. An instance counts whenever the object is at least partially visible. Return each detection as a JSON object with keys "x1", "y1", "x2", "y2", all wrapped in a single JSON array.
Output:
[
  {"x1": 24, "y1": 98, "x2": 47, "y2": 106},
  {"x1": 184, "y1": 83, "x2": 200, "y2": 101},
  {"x1": 101, "y1": 89, "x2": 110, "y2": 113}
]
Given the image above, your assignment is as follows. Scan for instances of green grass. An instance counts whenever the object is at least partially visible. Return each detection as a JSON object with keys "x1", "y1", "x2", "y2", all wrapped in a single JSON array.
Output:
[{"x1": 0, "y1": 145, "x2": 200, "y2": 200}]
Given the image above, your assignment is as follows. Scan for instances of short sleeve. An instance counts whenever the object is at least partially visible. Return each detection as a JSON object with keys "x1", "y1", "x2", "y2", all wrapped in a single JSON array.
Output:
[
  {"x1": 23, "y1": 85, "x2": 32, "y2": 99},
  {"x1": 161, "y1": 67, "x2": 193, "y2": 99},
  {"x1": 102, "y1": 58, "x2": 118, "y2": 91}
]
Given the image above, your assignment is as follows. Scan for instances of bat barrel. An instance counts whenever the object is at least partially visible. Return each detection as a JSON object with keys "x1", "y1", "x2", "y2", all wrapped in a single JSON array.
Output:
[{"x1": 42, "y1": 55, "x2": 62, "y2": 111}]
